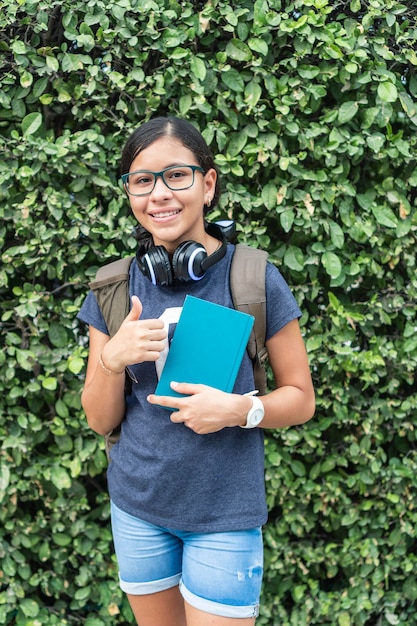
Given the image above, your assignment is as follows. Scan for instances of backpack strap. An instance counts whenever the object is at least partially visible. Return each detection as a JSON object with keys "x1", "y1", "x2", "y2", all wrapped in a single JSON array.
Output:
[
  {"x1": 230, "y1": 244, "x2": 269, "y2": 395},
  {"x1": 89, "y1": 256, "x2": 134, "y2": 337},
  {"x1": 88, "y1": 257, "x2": 134, "y2": 459}
]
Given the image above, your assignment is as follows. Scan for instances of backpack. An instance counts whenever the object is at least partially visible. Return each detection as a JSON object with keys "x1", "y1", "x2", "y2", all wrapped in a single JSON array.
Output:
[{"x1": 89, "y1": 244, "x2": 269, "y2": 454}]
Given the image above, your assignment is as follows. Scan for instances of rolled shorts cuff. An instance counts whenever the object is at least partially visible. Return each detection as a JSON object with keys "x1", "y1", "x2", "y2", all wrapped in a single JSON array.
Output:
[
  {"x1": 119, "y1": 572, "x2": 181, "y2": 595},
  {"x1": 179, "y1": 580, "x2": 260, "y2": 619}
]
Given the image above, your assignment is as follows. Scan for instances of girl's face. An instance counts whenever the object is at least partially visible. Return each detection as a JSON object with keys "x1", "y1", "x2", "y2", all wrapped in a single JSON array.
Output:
[{"x1": 126, "y1": 137, "x2": 216, "y2": 253}]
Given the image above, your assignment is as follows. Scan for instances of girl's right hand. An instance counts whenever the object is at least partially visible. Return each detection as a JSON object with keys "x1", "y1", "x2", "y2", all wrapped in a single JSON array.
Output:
[{"x1": 101, "y1": 295, "x2": 167, "y2": 372}]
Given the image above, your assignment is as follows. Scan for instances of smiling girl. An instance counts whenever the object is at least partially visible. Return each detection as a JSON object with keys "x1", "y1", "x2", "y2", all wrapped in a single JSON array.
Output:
[{"x1": 78, "y1": 117, "x2": 315, "y2": 626}]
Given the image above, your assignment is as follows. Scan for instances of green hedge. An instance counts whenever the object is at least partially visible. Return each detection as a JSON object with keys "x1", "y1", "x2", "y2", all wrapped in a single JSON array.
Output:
[{"x1": 1, "y1": 1, "x2": 416, "y2": 624}]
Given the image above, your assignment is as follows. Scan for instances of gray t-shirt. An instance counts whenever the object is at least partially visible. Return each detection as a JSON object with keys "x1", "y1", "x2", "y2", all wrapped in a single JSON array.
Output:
[{"x1": 78, "y1": 244, "x2": 301, "y2": 532}]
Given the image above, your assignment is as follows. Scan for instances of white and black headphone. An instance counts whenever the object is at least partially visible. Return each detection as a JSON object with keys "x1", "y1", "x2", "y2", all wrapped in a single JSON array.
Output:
[{"x1": 136, "y1": 221, "x2": 235, "y2": 286}]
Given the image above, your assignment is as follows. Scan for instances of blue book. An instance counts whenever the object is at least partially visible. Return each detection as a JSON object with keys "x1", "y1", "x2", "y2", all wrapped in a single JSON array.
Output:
[{"x1": 155, "y1": 295, "x2": 254, "y2": 402}]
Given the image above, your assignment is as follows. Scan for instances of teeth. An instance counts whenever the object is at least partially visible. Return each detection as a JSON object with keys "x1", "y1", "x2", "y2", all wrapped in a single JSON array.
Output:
[{"x1": 152, "y1": 210, "x2": 180, "y2": 218}]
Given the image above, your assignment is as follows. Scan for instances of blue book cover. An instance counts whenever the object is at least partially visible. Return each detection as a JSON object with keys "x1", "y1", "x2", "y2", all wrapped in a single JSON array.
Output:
[{"x1": 155, "y1": 295, "x2": 254, "y2": 401}]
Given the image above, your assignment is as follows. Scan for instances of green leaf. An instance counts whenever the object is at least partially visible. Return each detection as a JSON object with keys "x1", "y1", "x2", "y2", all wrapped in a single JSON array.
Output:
[
  {"x1": 12, "y1": 40, "x2": 27, "y2": 55},
  {"x1": 298, "y1": 65, "x2": 321, "y2": 79},
  {"x1": 341, "y1": 508, "x2": 359, "y2": 525},
  {"x1": 357, "y1": 191, "x2": 374, "y2": 210},
  {"x1": 403, "y1": 336, "x2": 417, "y2": 353},
  {"x1": 225, "y1": 39, "x2": 252, "y2": 62},
  {"x1": 164, "y1": 35, "x2": 182, "y2": 48},
  {"x1": 51, "y1": 466, "x2": 72, "y2": 490},
  {"x1": 329, "y1": 222, "x2": 345, "y2": 249},
  {"x1": 248, "y1": 37, "x2": 268, "y2": 56},
  {"x1": 62, "y1": 52, "x2": 85, "y2": 72},
  {"x1": 279, "y1": 156, "x2": 290, "y2": 171},
  {"x1": 15, "y1": 348, "x2": 35, "y2": 371},
  {"x1": 76, "y1": 34, "x2": 95, "y2": 51},
  {"x1": 291, "y1": 460, "x2": 306, "y2": 477},
  {"x1": 39, "y1": 541, "x2": 51, "y2": 562},
  {"x1": 74, "y1": 585, "x2": 92, "y2": 600},
  {"x1": 39, "y1": 93, "x2": 53, "y2": 105},
  {"x1": 338, "y1": 612, "x2": 351, "y2": 626},
  {"x1": 179, "y1": 94, "x2": 192, "y2": 116},
  {"x1": 70, "y1": 457, "x2": 82, "y2": 477},
  {"x1": 20, "y1": 599, "x2": 39, "y2": 618},
  {"x1": 398, "y1": 91, "x2": 417, "y2": 123},
  {"x1": 55, "y1": 399, "x2": 70, "y2": 419},
  {"x1": 322, "y1": 251, "x2": 342, "y2": 279},
  {"x1": 111, "y1": 4, "x2": 125, "y2": 20},
  {"x1": 32, "y1": 76, "x2": 49, "y2": 98},
  {"x1": 21, "y1": 112, "x2": 42, "y2": 136},
  {"x1": 262, "y1": 183, "x2": 277, "y2": 210},
  {"x1": 404, "y1": 576, "x2": 417, "y2": 601},
  {"x1": 306, "y1": 334, "x2": 322, "y2": 352},
  {"x1": 68, "y1": 356, "x2": 85, "y2": 374},
  {"x1": 321, "y1": 457, "x2": 336, "y2": 473},
  {"x1": 0, "y1": 463, "x2": 10, "y2": 495},
  {"x1": 244, "y1": 80, "x2": 262, "y2": 109},
  {"x1": 253, "y1": 0, "x2": 268, "y2": 26},
  {"x1": 221, "y1": 68, "x2": 244, "y2": 92},
  {"x1": 338, "y1": 101, "x2": 359, "y2": 124},
  {"x1": 48, "y1": 322, "x2": 69, "y2": 348},
  {"x1": 366, "y1": 133, "x2": 385, "y2": 152},
  {"x1": 377, "y1": 81, "x2": 398, "y2": 103},
  {"x1": 292, "y1": 584, "x2": 307, "y2": 602},
  {"x1": 326, "y1": 43, "x2": 344, "y2": 59},
  {"x1": 46, "y1": 55, "x2": 60, "y2": 72},
  {"x1": 280, "y1": 210, "x2": 294, "y2": 233},
  {"x1": 20, "y1": 70, "x2": 33, "y2": 88},
  {"x1": 284, "y1": 246, "x2": 305, "y2": 271},
  {"x1": 52, "y1": 532, "x2": 72, "y2": 546},
  {"x1": 226, "y1": 131, "x2": 247, "y2": 157},
  {"x1": 190, "y1": 56, "x2": 206, "y2": 81},
  {"x1": 42, "y1": 377, "x2": 58, "y2": 390},
  {"x1": 371, "y1": 205, "x2": 398, "y2": 228}
]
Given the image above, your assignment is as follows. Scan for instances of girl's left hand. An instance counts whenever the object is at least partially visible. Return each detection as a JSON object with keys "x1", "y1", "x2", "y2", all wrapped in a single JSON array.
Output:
[{"x1": 147, "y1": 382, "x2": 252, "y2": 434}]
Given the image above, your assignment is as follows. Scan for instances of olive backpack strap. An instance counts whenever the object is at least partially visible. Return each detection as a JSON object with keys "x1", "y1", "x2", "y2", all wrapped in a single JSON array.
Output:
[
  {"x1": 88, "y1": 256, "x2": 134, "y2": 337},
  {"x1": 230, "y1": 244, "x2": 269, "y2": 395},
  {"x1": 88, "y1": 256, "x2": 134, "y2": 459}
]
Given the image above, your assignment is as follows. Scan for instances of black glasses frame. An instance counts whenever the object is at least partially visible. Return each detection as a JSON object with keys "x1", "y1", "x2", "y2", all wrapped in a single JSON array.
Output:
[{"x1": 121, "y1": 165, "x2": 205, "y2": 197}]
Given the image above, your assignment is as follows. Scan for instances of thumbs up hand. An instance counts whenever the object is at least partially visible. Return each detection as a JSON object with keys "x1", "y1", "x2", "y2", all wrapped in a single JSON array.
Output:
[
  {"x1": 124, "y1": 294, "x2": 143, "y2": 322},
  {"x1": 101, "y1": 296, "x2": 167, "y2": 373}
]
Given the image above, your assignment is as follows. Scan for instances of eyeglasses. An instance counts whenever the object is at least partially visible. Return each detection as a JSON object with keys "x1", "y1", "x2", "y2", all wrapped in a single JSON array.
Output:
[{"x1": 121, "y1": 165, "x2": 205, "y2": 197}]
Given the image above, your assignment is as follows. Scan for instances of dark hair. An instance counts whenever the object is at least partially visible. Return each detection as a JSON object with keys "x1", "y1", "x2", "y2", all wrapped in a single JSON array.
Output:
[{"x1": 120, "y1": 116, "x2": 221, "y2": 217}]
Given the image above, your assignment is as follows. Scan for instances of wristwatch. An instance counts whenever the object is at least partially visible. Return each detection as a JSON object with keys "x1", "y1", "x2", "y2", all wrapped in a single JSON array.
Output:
[{"x1": 241, "y1": 396, "x2": 264, "y2": 429}]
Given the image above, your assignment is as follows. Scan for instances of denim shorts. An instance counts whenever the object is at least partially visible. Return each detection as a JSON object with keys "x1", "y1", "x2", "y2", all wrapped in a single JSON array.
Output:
[{"x1": 110, "y1": 501, "x2": 263, "y2": 618}]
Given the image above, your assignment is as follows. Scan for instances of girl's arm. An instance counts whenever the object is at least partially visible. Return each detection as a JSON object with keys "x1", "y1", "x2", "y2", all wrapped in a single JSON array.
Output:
[
  {"x1": 81, "y1": 326, "x2": 126, "y2": 436},
  {"x1": 258, "y1": 318, "x2": 315, "y2": 428}
]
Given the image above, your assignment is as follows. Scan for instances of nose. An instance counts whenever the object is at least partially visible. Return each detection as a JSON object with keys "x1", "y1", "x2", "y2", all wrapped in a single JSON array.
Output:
[{"x1": 150, "y1": 173, "x2": 172, "y2": 197}]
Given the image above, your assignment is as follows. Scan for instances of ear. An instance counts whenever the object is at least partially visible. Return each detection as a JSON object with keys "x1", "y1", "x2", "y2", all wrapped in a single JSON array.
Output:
[{"x1": 203, "y1": 168, "x2": 217, "y2": 199}]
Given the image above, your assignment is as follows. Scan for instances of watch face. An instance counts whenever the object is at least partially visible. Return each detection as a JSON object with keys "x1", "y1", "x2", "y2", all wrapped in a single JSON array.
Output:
[{"x1": 250, "y1": 409, "x2": 264, "y2": 426}]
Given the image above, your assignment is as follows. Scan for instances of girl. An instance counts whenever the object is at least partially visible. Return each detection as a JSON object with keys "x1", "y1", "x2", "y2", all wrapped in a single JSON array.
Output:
[{"x1": 78, "y1": 117, "x2": 315, "y2": 626}]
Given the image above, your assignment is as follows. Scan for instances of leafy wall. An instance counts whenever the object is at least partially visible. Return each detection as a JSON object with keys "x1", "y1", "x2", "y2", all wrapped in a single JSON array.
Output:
[{"x1": 1, "y1": 1, "x2": 416, "y2": 624}]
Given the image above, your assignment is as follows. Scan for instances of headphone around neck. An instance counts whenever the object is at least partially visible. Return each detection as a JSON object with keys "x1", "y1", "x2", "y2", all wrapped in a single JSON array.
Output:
[{"x1": 136, "y1": 222, "x2": 231, "y2": 286}]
